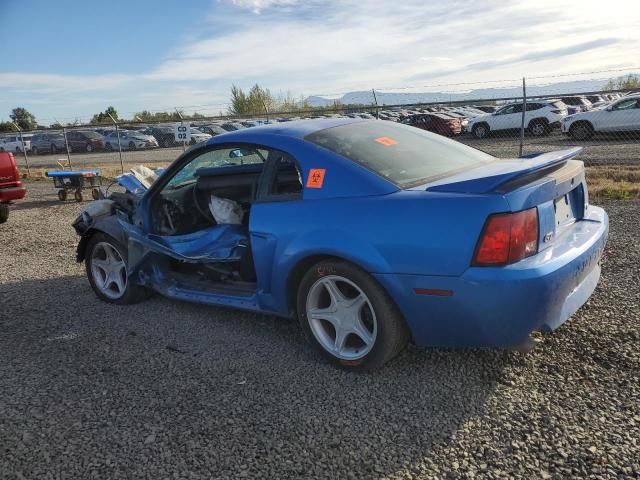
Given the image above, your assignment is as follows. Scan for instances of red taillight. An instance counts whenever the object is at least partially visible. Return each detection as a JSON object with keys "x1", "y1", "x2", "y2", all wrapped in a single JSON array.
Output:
[{"x1": 473, "y1": 208, "x2": 538, "y2": 266}]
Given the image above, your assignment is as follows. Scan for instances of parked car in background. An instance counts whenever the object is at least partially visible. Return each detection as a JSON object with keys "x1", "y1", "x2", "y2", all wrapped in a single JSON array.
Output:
[
  {"x1": 146, "y1": 126, "x2": 177, "y2": 147},
  {"x1": 560, "y1": 96, "x2": 592, "y2": 115},
  {"x1": 472, "y1": 105, "x2": 497, "y2": 113},
  {"x1": 189, "y1": 128, "x2": 213, "y2": 144},
  {"x1": 467, "y1": 100, "x2": 567, "y2": 138},
  {"x1": 66, "y1": 130, "x2": 104, "y2": 152},
  {"x1": 0, "y1": 152, "x2": 26, "y2": 223},
  {"x1": 103, "y1": 130, "x2": 159, "y2": 150},
  {"x1": 30, "y1": 132, "x2": 67, "y2": 155},
  {"x1": 220, "y1": 122, "x2": 246, "y2": 132},
  {"x1": 561, "y1": 94, "x2": 640, "y2": 140},
  {"x1": 0, "y1": 134, "x2": 32, "y2": 153},
  {"x1": 585, "y1": 95, "x2": 608, "y2": 108},
  {"x1": 195, "y1": 124, "x2": 228, "y2": 136},
  {"x1": 403, "y1": 113, "x2": 462, "y2": 136}
]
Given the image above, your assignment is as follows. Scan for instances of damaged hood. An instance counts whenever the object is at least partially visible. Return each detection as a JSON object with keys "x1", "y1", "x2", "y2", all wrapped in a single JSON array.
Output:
[{"x1": 117, "y1": 165, "x2": 165, "y2": 196}]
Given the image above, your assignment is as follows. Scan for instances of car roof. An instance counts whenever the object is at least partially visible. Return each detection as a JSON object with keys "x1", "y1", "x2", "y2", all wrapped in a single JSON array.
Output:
[{"x1": 206, "y1": 118, "x2": 363, "y2": 143}]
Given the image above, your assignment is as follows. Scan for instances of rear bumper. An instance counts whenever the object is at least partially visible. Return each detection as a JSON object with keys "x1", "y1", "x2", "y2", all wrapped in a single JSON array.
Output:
[
  {"x1": 0, "y1": 185, "x2": 26, "y2": 202},
  {"x1": 375, "y1": 206, "x2": 608, "y2": 348}
]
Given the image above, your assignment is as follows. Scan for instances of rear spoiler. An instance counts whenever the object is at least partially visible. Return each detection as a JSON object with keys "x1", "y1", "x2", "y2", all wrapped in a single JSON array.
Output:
[{"x1": 426, "y1": 147, "x2": 583, "y2": 194}]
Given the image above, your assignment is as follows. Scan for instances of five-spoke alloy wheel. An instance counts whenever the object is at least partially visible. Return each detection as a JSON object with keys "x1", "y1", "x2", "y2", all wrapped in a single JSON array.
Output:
[
  {"x1": 85, "y1": 233, "x2": 150, "y2": 304},
  {"x1": 297, "y1": 259, "x2": 409, "y2": 370}
]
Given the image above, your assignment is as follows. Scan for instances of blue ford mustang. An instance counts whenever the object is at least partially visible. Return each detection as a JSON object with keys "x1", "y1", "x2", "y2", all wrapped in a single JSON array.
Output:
[{"x1": 73, "y1": 119, "x2": 608, "y2": 370}]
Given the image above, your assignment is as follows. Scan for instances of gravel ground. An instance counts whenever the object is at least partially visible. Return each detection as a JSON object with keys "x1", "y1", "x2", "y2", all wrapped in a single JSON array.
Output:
[
  {"x1": 1, "y1": 181, "x2": 638, "y2": 480},
  {"x1": 21, "y1": 130, "x2": 640, "y2": 170}
]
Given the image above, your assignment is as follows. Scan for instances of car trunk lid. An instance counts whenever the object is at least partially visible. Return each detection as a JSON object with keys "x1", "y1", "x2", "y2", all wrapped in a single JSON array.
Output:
[{"x1": 419, "y1": 148, "x2": 588, "y2": 251}]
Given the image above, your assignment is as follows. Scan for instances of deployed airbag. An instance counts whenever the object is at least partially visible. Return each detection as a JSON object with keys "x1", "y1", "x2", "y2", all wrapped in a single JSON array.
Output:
[{"x1": 209, "y1": 195, "x2": 244, "y2": 225}]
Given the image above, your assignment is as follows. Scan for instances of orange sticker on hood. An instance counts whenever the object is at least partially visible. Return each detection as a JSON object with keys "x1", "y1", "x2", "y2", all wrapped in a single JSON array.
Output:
[
  {"x1": 375, "y1": 136, "x2": 398, "y2": 146},
  {"x1": 306, "y1": 168, "x2": 326, "y2": 188}
]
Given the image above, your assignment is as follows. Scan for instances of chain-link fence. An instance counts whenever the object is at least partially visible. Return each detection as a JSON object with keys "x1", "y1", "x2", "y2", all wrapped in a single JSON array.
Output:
[{"x1": 2, "y1": 86, "x2": 639, "y2": 180}]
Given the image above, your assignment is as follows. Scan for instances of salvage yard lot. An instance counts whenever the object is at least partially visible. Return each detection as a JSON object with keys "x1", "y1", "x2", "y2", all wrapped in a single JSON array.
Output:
[{"x1": 1, "y1": 182, "x2": 639, "y2": 479}]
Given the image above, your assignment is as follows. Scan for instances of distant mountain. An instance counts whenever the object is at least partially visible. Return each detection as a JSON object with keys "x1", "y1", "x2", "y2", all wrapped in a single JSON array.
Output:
[{"x1": 305, "y1": 77, "x2": 633, "y2": 107}]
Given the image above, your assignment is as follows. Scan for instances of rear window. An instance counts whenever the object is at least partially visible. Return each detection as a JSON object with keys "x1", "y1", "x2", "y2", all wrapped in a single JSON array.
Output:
[{"x1": 305, "y1": 121, "x2": 493, "y2": 188}]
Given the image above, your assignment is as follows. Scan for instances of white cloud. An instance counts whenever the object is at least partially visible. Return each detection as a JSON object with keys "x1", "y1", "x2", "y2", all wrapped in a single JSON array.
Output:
[{"x1": 229, "y1": 0, "x2": 300, "y2": 14}]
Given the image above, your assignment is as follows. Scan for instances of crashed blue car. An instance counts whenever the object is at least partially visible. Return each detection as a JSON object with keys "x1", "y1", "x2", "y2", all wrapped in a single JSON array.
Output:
[{"x1": 73, "y1": 119, "x2": 608, "y2": 370}]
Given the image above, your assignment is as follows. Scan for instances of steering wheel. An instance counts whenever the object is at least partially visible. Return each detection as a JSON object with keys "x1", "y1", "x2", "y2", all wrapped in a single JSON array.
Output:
[{"x1": 193, "y1": 185, "x2": 214, "y2": 222}]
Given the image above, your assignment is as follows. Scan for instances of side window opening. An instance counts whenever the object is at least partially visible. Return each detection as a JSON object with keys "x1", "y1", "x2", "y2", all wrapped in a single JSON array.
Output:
[{"x1": 262, "y1": 151, "x2": 303, "y2": 199}]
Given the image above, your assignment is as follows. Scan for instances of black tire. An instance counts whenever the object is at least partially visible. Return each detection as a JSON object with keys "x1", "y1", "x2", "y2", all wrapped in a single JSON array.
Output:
[
  {"x1": 86, "y1": 143, "x2": 93, "y2": 153},
  {"x1": 31, "y1": 146, "x2": 38, "y2": 155},
  {"x1": 57, "y1": 189, "x2": 67, "y2": 201},
  {"x1": 51, "y1": 144, "x2": 57, "y2": 154},
  {"x1": 104, "y1": 143, "x2": 113, "y2": 152},
  {"x1": 296, "y1": 259, "x2": 410, "y2": 371},
  {"x1": 529, "y1": 119, "x2": 549, "y2": 137},
  {"x1": 91, "y1": 188, "x2": 100, "y2": 200},
  {"x1": 85, "y1": 232, "x2": 151, "y2": 305},
  {"x1": 74, "y1": 189, "x2": 84, "y2": 202},
  {"x1": 128, "y1": 141, "x2": 136, "y2": 150},
  {"x1": 15, "y1": 147, "x2": 21, "y2": 153},
  {"x1": 472, "y1": 123, "x2": 490, "y2": 139},
  {"x1": 569, "y1": 121, "x2": 594, "y2": 141},
  {"x1": 0, "y1": 204, "x2": 9, "y2": 224}
]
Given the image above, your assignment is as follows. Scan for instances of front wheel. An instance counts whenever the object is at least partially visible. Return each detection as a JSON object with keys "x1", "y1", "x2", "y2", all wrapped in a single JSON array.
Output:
[
  {"x1": 85, "y1": 233, "x2": 150, "y2": 304},
  {"x1": 296, "y1": 260, "x2": 409, "y2": 371},
  {"x1": 569, "y1": 122, "x2": 594, "y2": 141},
  {"x1": 86, "y1": 143, "x2": 93, "y2": 152},
  {"x1": 0, "y1": 204, "x2": 9, "y2": 224}
]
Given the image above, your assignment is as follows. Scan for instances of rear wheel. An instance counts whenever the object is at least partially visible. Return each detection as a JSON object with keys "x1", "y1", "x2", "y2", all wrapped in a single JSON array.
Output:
[
  {"x1": 128, "y1": 141, "x2": 136, "y2": 150},
  {"x1": 529, "y1": 120, "x2": 548, "y2": 137},
  {"x1": 74, "y1": 189, "x2": 83, "y2": 202},
  {"x1": 472, "y1": 123, "x2": 490, "y2": 139},
  {"x1": 85, "y1": 233, "x2": 150, "y2": 304},
  {"x1": 86, "y1": 143, "x2": 93, "y2": 152},
  {"x1": 51, "y1": 144, "x2": 57, "y2": 154},
  {"x1": 105, "y1": 143, "x2": 113, "y2": 152},
  {"x1": 0, "y1": 204, "x2": 9, "y2": 224},
  {"x1": 296, "y1": 259, "x2": 409, "y2": 370},
  {"x1": 569, "y1": 121, "x2": 594, "y2": 141},
  {"x1": 31, "y1": 146, "x2": 38, "y2": 155},
  {"x1": 57, "y1": 189, "x2": 67, "y2": 201}
]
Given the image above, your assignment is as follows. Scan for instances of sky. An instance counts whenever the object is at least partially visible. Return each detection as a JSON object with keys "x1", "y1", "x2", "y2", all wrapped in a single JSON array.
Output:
[{"x1": 0, "y1": 0, "x2": 639, "y2": 124}]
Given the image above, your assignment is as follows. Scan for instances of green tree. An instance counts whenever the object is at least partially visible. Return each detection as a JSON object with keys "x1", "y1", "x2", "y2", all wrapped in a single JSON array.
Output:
[
  {"x1": 603, "y1": 74, "x2": 640, "y2": 91},
  {"x1": 10, "y1": 107, "x2": 37, "y2": 130},
  {"x1": 91, "y1": 106, "x2": 119, "y2": 124},
  {"x1": 0, "y1": 121, "x2": 15, "y2": 133}
]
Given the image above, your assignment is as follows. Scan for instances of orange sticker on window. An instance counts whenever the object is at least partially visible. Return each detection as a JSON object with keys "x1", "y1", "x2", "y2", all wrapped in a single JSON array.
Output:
[
  {"x1": 375, "y1": 136, "x2": 397, "y2": 146},
  {"x1": 306, "y1": 168, "x2": 326, "y2": 188}
]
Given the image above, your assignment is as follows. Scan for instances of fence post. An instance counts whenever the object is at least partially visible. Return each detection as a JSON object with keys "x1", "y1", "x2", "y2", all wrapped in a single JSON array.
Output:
[
  {"x1": 11, "y1": 122, "x2": 30, "y2": 176},
  {"x1": 519, "y1": 77, "x2": 527, "y2": 157},
  {"x1": 62, "y1": 126, "x2": 72, "y2": 169},
  {"x1": 108, "y1": 113, "x2": 124, "y2": 174},
  {"x1": 372, "y1": 89, "x2": 380, "y2": 119}
]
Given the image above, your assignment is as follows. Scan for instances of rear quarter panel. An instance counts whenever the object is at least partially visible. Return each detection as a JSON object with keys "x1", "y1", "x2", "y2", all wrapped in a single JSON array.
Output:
[{"x1": 250, "y1": 189, "x2": 508, "y2": 315}]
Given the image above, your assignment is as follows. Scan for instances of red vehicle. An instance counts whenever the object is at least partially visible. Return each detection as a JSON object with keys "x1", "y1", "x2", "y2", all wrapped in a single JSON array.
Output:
[
  {"x1": 0, "y1": 152, "x2": 26, "y2": 223},
  {"x1": 66, "y1": 130, "x2": 104, "y2": 153},
  {"x1": 404, "y1": 113, "x2": 462, "y2": 136}
]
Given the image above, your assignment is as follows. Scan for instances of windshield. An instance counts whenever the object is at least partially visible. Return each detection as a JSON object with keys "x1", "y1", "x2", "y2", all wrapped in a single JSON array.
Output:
[{"x1": 305, "y1": 121, "x2": 494, "y2": 188}]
